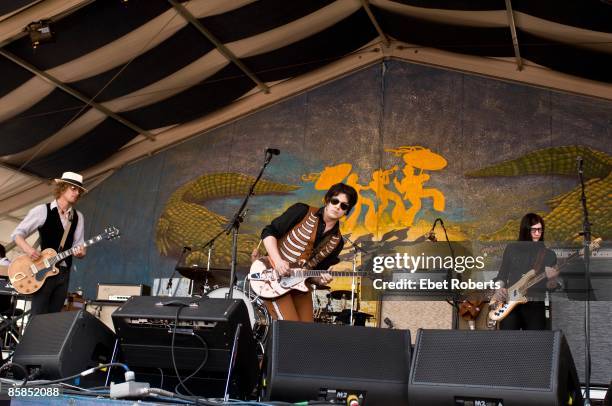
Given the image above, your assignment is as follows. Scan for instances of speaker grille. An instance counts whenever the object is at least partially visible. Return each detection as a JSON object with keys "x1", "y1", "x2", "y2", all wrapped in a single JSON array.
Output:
[
  {"x1": 412, "y1": 330, "x2": 556, "y2": 389},
  {"x1": 21, "y1": 311, "x2": 80, "y2": 355},
  {"x1": 274, "y1": 322, "x2": 408, "y2": 382}
]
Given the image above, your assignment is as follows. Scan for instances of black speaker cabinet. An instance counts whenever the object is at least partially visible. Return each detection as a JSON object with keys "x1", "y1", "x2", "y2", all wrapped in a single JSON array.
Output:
[
  {"x1": 13, "y1": 310, "x2": 114, "y2": 379},
  {"x1": 263, "y1": 320, "x2": 411, "y2": 405},
  {"x1": 409, "y1": 329, "x2": 583, "y2": 406},
  {"x1": 112, "y1": 296, "x2": 257, "y2": 398},
  {"x1": 551, "y1": 296, "x2": 612, "y2": 386}
]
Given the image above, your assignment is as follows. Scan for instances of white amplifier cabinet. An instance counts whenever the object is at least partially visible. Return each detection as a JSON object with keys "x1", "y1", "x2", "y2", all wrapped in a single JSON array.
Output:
[
  {"x1": 96, "y1": 283, "x2": 150, "y2": 301},
  {"x1": 85, "y1": 301, "x2": 122, "y2": 332}
]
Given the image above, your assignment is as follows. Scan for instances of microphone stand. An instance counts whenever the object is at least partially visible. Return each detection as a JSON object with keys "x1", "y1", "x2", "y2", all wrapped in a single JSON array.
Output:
[
  {"x1": 223, "y1": 150, "x2": 276, "y2": 299},
  {"x1": 577, "y1": 158, "x2": 593, "y2": 405},
  {"x1": 344, "y1": 236, "x2": 368, "y2": 326},
  {"x1": 437, "y1": 219, "x2": 460, "y2": 329},
  {"x1": 168, "y1": 246, "x2": 191, "y2": 296}
]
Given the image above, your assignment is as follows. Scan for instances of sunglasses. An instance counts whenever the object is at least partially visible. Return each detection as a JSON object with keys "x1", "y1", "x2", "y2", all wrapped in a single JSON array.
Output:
[{"x1": 330, "y1": 197, "x2": 349, "y2": 211}]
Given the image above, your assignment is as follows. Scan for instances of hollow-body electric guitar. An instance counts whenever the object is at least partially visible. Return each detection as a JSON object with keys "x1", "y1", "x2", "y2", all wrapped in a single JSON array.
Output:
[
  {"x1": 248, "y1": 256, "x2": 369, "y2": 299},
  {"x1": 488, "y1": 238, "x2": 602, "y2": 322},
  {"x1": 8, "y1": 226, "x2": 120, "y2": 294}
]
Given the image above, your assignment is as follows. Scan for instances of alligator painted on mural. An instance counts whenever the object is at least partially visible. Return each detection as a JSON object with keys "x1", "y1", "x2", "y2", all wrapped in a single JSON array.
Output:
[
  {"x1": 156, "y1": 172, "x2": 299, "y2": 270},
  {"x1": 466, "y1": 145, "x2": 611, "y2": 243}
]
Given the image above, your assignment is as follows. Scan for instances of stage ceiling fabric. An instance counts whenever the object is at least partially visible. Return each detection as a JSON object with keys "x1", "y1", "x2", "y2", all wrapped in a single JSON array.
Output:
[{"x1": 0, "y1": 0, "x2": 611, "y2": 243}]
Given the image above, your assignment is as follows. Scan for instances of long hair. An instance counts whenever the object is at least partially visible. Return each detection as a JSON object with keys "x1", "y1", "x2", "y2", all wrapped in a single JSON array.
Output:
[{"x1": 518, "y1": 213, "x2": 545, "y2": 241}]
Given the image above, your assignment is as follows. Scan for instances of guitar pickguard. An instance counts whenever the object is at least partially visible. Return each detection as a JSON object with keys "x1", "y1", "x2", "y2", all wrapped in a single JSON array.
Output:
[{"x1": 279, "y1": 277, "x2": 304, "y2": 289}]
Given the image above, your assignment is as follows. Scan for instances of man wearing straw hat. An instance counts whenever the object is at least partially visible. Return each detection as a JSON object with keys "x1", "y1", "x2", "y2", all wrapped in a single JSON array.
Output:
[{"x1": 11, "y1": 172, "x2": 87, "y2": 315}]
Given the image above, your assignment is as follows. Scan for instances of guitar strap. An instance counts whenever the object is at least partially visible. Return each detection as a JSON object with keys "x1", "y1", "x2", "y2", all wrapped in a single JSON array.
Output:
[
  {"x1": 58, "y1": 211, "x2": 73, "y2": 252},
  {"x1": 532, "y1": 246, "x2": 547, "y2": 274},
  {"x1": 533, "y1": 246, "x2": 552, "y2": 322}
]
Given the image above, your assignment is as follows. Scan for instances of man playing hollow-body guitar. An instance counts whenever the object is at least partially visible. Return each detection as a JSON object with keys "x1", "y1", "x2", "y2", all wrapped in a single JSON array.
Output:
[
  {"x1": 258, "y1": 183, "x2": 358, "y2": 322},
  {"x1": 11, "y1": 172, "x2": 87, "y2": 316}
]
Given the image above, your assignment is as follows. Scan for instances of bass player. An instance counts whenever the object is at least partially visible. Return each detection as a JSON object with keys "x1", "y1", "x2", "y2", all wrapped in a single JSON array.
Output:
[{"x1": 491, "y1": 213, "x2": 560, "y2": 330}]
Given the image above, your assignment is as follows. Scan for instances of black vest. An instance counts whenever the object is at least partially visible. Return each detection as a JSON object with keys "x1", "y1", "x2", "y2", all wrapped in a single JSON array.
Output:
[{"x1": 39, "y1": 203, "x2": 78, "y2": 269}]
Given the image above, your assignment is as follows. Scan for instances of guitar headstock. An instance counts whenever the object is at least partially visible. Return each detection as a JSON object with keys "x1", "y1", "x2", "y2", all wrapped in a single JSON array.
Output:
[
  {"x1": 102, "y1": 226, "x2": 121, "y2": 241},
  {"x1": 590, "y1": 237, "x2": 603, "y2": 253}
]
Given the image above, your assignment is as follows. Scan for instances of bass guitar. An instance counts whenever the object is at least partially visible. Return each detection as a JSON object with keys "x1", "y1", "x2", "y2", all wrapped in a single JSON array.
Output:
[
  {"x1": 248, "y1": 256, "x2": 369, "y2": 299},
  {"x1": 488, "y1": 238, "x2": 602, "y2": 322},
  {"x1": 8, "y1": 226, "x2": 120, "y2": 295}
]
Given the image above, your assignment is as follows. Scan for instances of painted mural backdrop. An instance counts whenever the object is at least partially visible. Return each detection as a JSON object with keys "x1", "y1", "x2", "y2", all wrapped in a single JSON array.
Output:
[{"x1": 73, "y1": 60, "x2": 612, "y2": 306}]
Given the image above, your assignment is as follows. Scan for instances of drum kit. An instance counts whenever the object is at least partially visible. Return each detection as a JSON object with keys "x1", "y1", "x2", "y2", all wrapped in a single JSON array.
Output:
[
  {"x1": 174, "y1": 264, "x2": 271, "y2": 350},
  {"x1": 312, "y1": 286, "x2": 373, "y2": 326}
]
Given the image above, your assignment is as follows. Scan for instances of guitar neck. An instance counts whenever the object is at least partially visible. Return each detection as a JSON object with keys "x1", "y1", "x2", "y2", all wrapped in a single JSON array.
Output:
[
  {"x1": 292, "y1": 269, "x2": 365, "y2": 278},
  {"x1": 524, "y1": 272, "x2": 548, "y2": 291},
  {"x1": 50, "y1": 235, "x2": 105, "y2": 266},
  {"x1": 522, "y1": 241, "x2": 597, "y2": 291}
]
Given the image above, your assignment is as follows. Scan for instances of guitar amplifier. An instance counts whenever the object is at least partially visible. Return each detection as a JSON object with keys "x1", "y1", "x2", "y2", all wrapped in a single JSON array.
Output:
[
  {"x1": 96, "y1": 283, "x2": 150, "y2": 301},
  {"x1": 85, "y1": 301, "x2": 122, "y2": 332},
  {"x1": 112, "y1": 296, "x2": 258, "y2": 398}
]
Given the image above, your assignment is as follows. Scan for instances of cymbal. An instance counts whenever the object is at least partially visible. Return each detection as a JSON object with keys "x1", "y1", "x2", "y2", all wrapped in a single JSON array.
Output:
[
  {"x1": 175, "y1": 265, "x2": 230, "y2": 281},
  {"x1": 328, "y1": 290, "x2": 354, "y2": 300}
]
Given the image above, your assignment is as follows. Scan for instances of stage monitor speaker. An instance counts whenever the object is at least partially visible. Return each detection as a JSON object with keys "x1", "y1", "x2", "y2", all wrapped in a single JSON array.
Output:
[
  {"x1": 409, "y1": 329, "x2": 583, "y2": 406},
  {"x1": 112, "y1": 296, "x2": 257, "y2": 398},
  {"x1": 551, "y1": 296, "x2": 612, "y2": 386},
  {"x1": 263, "y1": 320, "x2": 411, "y2": 405},
  {"x1": 13, "y1": 310, "x2": 115, "y2": 379}
]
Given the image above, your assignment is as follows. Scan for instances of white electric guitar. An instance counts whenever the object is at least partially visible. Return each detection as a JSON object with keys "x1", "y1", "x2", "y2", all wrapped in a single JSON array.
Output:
[
  {"x1": 248, "y1": 256, "x2": 370, "y2": 299},
  {"x1": 489, "y1": 238, "x2": 602, "y2": 321}
]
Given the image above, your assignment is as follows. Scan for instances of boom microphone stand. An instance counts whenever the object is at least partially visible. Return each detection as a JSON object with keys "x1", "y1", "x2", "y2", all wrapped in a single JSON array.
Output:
[
  {"x1": 343, "y1": 236, "x2": 368, "y2": 326},
  {"x1": 224, "y1": 148, "x2": 278, "y2": 299},
  {"x1": 577, "y1": 157, "x2": 593, "y2": 405}
]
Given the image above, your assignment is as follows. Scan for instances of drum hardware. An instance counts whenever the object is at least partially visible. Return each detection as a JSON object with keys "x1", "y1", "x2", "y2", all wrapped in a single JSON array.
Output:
[
  {"x1": 173, "y1": 241, "x2": 232, "y2": 297},
  {"x1": 328, "y1": 290, "x2": 352, "y2": 300},
  {"x1": 342, "y1": 235, "x2": 369, "y2": 326},
  {"x1": 334, "y1": 309, "x2": 373, "y2": 326},
  {"x1": 312, "y1": 284, "x2": 336, "y2": 323},
  {"x1": 0, "y1": 278, "x2": 30, "y2": 352}
]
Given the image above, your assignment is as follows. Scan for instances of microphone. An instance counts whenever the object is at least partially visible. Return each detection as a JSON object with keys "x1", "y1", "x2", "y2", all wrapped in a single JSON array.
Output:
[
  {"x1": 577, "y1": 156, "x2": 583, "y2": 174},
  {"x1": 427, "y1": 218, "x2": 441, "y2": 242},
  {"x1": 266, "y1": 148, "x2": 280, "y2": 155},
  {"x1": 343, "y1": 235, "x2": 369, "y2": 254},
  {"x1": 384, "y1": 317, "x2": 394, "y2": 329},
  {"x1": 168, "y1": 246, "x2": 191, "y2": 291}
]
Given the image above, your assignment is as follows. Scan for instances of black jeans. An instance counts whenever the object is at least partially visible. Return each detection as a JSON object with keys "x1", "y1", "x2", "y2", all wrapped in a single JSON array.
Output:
[
  {"x1": 30, "y1": 268, "x2": 70, "y2": 316},
  {"x1": 499, "y1": 301, "x2": 547, "y2": 330}
]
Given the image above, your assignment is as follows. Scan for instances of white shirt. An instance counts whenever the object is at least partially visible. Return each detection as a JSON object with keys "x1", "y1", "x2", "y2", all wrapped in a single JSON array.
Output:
[
  {"x1": 0, "y1": 257, "x2": 9, "y2": 266},
  {"x1": 11, "y1": 200, "x2": 85, "y2": 253}
]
